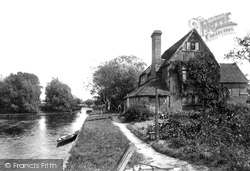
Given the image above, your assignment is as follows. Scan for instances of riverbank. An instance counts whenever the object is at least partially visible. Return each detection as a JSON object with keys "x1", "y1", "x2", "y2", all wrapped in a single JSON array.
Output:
[
  {"x1": 64, "y1": 114, "x2": 144, "y2": 171},
  {"x1": 63, "y1": 112, "x2": 89, "y2": 169}
]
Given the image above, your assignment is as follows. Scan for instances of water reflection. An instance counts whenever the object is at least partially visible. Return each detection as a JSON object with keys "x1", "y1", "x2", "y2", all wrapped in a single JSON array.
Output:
[
  {"x1": 39, "y1": 116, "x2": 46, "y2": 131},
  {"x1": 0, "y1": 109, "x2": 86, "y2": 159}
]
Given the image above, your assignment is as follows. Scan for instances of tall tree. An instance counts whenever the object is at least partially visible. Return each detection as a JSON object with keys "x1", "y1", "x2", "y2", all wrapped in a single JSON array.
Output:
[
  {"x1": 44, "y1": 78, "x2": 78, "y2": 112},
  {"x1": 90, "y1": 56, "x2": 146, "y2": 110},
  {"x1": 225, "y1": 32, "x2": 250, "y2": 62},
  {"x1": 0, "y1": 72, "x2": 42, "y2": 113}
]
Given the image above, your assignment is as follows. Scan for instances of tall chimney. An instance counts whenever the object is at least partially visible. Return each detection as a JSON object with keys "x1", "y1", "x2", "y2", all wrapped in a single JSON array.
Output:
[{"x1": 150, "y1": 30, "x2": 162, "y2": 79}]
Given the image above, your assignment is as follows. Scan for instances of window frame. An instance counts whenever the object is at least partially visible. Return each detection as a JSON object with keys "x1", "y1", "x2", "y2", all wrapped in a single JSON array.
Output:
[{"x1": 186, "y1": 41, "x2": 199, "y2": 51}]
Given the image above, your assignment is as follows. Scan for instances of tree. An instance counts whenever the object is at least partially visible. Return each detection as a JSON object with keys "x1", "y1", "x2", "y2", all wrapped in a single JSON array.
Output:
[
  {"x1": 0, "y1": 72, "x2": 42, "y2": 113},
  {"x1": 84, "y1": 99, "x2": 94, "y2": 107},
  {"x1": 44, "y1": 78, "x2": 78, "y2": 112},
  {"x1": 225, "y1": 32, "x2": 250, "y2": 62},
  {"x1": 90, "y1": 56, "x2": 146, "y2": 110}
]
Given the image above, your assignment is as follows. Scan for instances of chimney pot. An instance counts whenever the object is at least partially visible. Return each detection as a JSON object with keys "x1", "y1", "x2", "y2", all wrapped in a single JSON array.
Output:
[{"x1": 151, "y1": 30, "x2": 162, "y2": 37}]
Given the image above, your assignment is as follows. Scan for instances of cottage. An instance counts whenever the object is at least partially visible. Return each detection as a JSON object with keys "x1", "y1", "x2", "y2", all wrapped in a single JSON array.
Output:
[
  {"x1": 220, "y1": 63, "x2": 248, "y2": 103},
  {"x1": 124, "y1": 29, "x2": 249, "y2": 112}
]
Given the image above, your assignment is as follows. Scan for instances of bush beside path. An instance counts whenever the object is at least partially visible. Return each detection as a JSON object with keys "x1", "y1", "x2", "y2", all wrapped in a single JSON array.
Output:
[{"x1": 113, "y1": 120, "x2": 209, "y2": 171}]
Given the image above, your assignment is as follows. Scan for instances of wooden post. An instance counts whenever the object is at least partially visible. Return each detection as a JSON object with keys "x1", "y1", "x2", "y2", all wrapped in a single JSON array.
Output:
[
  {"x1": 155, "y1": 88, "x2": 159, "y2": 142},
  {"x1": 112, "y1": 143, "x2": 136, "y2": 171}
]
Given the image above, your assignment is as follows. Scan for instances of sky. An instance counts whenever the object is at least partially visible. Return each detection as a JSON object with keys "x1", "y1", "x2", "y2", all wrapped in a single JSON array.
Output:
[{"x1": 0, "y1": 0, "x2": 250, "y2": 101}]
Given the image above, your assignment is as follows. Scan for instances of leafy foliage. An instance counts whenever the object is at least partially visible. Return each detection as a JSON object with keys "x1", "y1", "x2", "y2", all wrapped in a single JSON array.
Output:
[
  {"x1": 90, "y1": 56, "x2": 146, "y2": 110},
  {"x1": 225, "y1": 32, "x2": 250, "y2": 62},
  {"x1": 0, "y1": 72, "x2": 42, "y2": 113},
  {"x1": 84, "y1": 99, "x2": 94, "y2": 107},
  {"x1": 170, "y1": 54, "x2": 229, "y2": 110},
  {"x1": 147, "y1": 103, "x2": 250, "y2": 169},
  {"x1": 43, "y1": 78, "x2": 79, "y2": 112},
  {"x1": 246, "y1": 96, "x2": 250, "y2": 104},
  {"x1": 121, "y1": 103, "x2": 153, "y2": 122}
]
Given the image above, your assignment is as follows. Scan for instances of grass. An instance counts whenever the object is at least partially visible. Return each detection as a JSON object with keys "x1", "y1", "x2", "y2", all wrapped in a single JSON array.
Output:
[{"x1": 64, "y1": 116, "x2": 143, "y2": 171}]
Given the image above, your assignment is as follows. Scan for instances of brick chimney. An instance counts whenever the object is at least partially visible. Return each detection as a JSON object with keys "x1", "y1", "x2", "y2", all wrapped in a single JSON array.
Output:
[{"x1": 150, "y1": 30, "x2": 162, "y2": 79}]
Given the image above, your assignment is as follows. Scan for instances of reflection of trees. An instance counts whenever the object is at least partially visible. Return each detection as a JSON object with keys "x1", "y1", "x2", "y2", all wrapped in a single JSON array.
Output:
[
  {"x1": 44, "y1": 112, "x2": 78, "y2": 130},
  {"x1": 0, "y1": 118, "x2": 38, "y2": 136},
  {"x1": 0, "y1": 112, "x2": 80, "y2": 136}
]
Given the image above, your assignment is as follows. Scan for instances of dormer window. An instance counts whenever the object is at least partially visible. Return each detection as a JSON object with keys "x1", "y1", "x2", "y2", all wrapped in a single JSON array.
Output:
[
  {"x1": 186, "y1": 42, "x2": 199, "y2": 51},
  {"x1": 191, "y1": 42, "x2": 195, "y2": 50}
]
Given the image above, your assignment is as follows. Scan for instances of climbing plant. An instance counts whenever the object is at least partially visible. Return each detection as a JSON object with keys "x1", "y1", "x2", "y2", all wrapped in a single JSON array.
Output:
[{"x1": 169, "y1": 54, "x2": 229, "y2": 110}]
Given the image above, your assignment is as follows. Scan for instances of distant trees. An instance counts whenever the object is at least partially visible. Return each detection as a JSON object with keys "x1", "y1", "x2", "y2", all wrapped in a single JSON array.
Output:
[
  {"x1": 0, "y1": 72, "x2": 42, "y2": 113},
  {"x1": 84, "y1": 99, "x2": 94, "y2": 107},
  {"x1": 90, "y1": 56, "x2": 146, "y2": 110},
  {"x1": 0, "y1": 73, "x2": 82, "y2": 114},
  {"x1": 43, "y1": 78, "x2": 79, "y2": 112}
]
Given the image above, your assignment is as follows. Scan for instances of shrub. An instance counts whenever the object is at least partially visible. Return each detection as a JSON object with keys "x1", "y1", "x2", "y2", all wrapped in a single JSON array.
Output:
[
  {"x1": 121, "y1": 103, "x2": 153, "y2": 123},
  {"x1": 145, "y1": 103, "x2": 250, "y2": 169},
  {"x1": 246, "y1": 96, "x2": 250, "y2": 104}
]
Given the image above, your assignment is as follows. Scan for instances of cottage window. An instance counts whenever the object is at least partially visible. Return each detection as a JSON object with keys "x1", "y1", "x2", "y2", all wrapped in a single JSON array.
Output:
[
  {"x1": 186, "y1": 42, "x2": 191, "y2": 50},
  {"x1": 194, "y1": 95, "x2": 199, "y2": 103},
  {"x1": 167, "y1": 96, "x2": 170, "y2": 107},
  {"x1": 191, "y1": 95, "x2": 196, "y2": 103},
  {"x1": 191, "y1": 42, "x2": 195, "y2": 50},
  {"x1": 182, "y1": 67, "x2": 187, "y2": 82},
  {"x1": 186, "y1": 42, "x2": 199, "y2": 51},
  {"x1": 188, "y1": 95, "x2": 192, "y2": 103},
  {"x1": 195, "y1": 42, "x2": 199, "y2": 50}
]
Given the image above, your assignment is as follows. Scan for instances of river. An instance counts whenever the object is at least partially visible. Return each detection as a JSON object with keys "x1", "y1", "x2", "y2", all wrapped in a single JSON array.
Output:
[{"x1": 0, "y1": 108, "x2": 87, "y2": 159}]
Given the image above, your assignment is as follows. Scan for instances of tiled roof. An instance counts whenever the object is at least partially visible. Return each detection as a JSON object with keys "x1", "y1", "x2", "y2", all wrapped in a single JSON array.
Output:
[
  {"x1": 124, "y1": 78, "x2": 170, "y2": 98},
  {"x1": 161, "y1": 31, "x2": 191, "y2": 61},
  {"x1": 220, "y1": 63, "x2": 248, "y2": 83},
  {"x1": 140, "y1": 60, "x2": 164, "y2": 76}
]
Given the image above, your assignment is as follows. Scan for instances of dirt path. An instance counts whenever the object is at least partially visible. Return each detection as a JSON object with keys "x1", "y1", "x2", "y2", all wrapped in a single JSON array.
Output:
[{"x1": 113, "y1": 121, "x2": 209, "y2": 171}]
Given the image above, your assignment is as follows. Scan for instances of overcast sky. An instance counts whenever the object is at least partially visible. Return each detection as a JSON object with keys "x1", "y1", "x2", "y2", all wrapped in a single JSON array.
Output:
[{"x1": 0, "y1": 0, "x2": 250, "y2": 100}]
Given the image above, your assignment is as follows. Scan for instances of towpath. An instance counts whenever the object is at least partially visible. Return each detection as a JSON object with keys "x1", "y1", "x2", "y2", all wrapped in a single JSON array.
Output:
[{"x1": 113, "y1": 121, "x2": 209, "y2": 171}]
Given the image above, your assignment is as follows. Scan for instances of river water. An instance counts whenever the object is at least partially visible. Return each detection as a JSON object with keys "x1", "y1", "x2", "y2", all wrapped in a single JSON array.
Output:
[{"x1": 0, "y1": 108, "x2": 87, "y2": 159}]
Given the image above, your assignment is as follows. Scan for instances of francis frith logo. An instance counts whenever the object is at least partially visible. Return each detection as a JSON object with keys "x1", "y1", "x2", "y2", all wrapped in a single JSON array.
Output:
[{"x1": 189, "y1": 12, "x2": 237, "y2": 41}]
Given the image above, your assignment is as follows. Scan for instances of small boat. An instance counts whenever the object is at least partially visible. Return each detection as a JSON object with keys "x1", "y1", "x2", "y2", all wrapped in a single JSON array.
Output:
[{"x1": 56, "y1": 130, "x2": 79, "y2": 147}]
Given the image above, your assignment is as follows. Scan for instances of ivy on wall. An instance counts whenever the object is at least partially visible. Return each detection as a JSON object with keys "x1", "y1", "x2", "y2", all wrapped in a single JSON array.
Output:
[{"x1": 169, "y1": 54, "x2": 229, "y2": 109}]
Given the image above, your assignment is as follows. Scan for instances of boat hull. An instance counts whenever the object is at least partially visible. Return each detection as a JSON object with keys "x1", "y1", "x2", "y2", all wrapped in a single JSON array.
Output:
[{"x1": 56, "y1": 131, "x2": 79, "y2": 147}]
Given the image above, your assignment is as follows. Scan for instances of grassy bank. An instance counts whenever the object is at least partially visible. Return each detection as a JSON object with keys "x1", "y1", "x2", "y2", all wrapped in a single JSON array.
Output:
[{"x1": 64, "y1": 116, "x2": 143, "y2": 171}]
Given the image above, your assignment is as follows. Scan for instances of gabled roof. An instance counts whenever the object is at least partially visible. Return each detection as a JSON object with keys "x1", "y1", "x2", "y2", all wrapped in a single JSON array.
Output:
[
  {"x1": 161, "y1": 30, "x2": 191, "y2": 61},
  {"x1": 161, "y1": 29, "x2": 220, "y2": 67},
  {"x1": 124, "y1": 78, "x2": 170, "y2": 98},
  {"x1": 220, "y1": 63, "x2": 248, "y2": 83}
]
